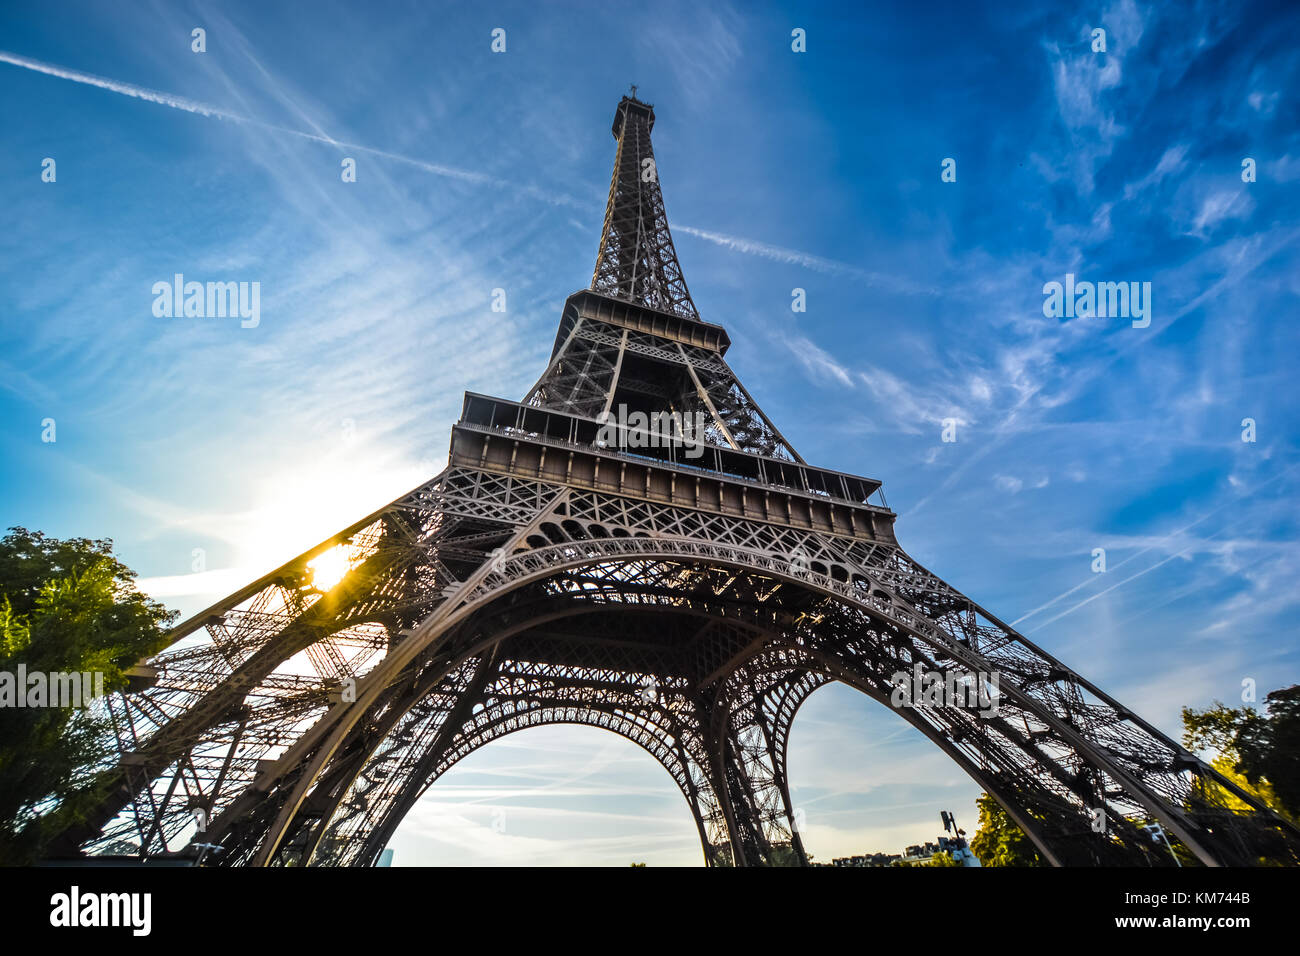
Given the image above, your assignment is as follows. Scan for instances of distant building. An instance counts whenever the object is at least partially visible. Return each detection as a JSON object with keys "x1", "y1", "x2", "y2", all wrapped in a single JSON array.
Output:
[
  {"x1": 830, "y1": 852, "x2": 902, "y2": 867},
  {"x1": 826, "y1": 834, "x2": 981, "y2": 868},
  {"x1": 901, "y1": 841, "x2": 943, "y2": 862}
]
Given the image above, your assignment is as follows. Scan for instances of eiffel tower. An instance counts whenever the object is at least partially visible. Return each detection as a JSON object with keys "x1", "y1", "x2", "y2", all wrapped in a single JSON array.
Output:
[{"x1": 61, "y1": 92, "x2": 1299, "y2": 867}]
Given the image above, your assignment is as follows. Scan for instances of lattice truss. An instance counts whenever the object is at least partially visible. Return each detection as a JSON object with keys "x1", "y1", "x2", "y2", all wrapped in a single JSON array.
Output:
[
  {"x1": 73, "y1": 470, "x2": 563, "y2": 858},
  {"x1": 56, "y1": 94, "x2": 1299, "y2": 868},
  {"x1": 591, "y1": 96, "x2": 698, "y2": 320},
  {"x1": 525, "y1": 309, "x2": 800, "y2": 462},
  {"x1": 66, "y1": 465, "x2": 1300, "y2": 867}
]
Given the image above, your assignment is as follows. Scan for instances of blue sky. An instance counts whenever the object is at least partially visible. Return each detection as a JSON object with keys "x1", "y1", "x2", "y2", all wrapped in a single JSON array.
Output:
[{"x1": 2, "y1": 0, "x2": 1298, "y2": 865}]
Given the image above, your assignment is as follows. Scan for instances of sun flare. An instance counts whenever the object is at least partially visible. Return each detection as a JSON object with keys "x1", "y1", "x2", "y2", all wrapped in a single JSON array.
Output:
[{"x1": 307, "y1": 545, "x2": 352, "y2": 592}]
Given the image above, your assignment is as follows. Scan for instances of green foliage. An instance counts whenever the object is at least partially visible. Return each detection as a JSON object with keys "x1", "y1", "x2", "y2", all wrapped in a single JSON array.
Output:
[
  {"x1": 1182, "y1": 701, "x2": 1240, "y2": 755},
  {"x1": 969, "y1": 792, "x2": 1044, "y2": 867},
  {"x1": 927, "y1": 851, "x2": 962, "y2": 867},
  {"x1": 0, "y1": 528, "x2": 176, "y2": 864},
  {"x1": 629, "y1": 861, "x2": 646, "y2": 867},
  {"x1": 765, "y1": 844, "x2": 803, "y2": 866},
  {"x1": 1184, "y1": 686, "x2": 1300, "y2": 820}
]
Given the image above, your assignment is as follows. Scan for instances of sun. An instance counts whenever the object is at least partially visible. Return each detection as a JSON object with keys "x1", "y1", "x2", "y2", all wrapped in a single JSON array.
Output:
[{"x1": 307, "y1": 545, "x2": 352, "y2": 592}]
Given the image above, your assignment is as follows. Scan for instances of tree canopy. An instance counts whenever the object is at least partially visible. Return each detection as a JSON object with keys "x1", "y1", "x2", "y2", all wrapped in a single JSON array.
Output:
[
  {"x1": 0, "y1": 528, "x2": 176, "y2": 863},
  {"x1": 1183, "y1": 686, "x2": 1300, "y2": 821},
  {"x1": 969, "y1": 792, "x2": 1044, "y2": 866}
]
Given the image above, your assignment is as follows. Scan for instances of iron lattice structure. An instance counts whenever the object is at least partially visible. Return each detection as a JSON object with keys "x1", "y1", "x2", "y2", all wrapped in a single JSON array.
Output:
[{"x1": 57, "y1": 94, "x2": 1300, "y2": 867}]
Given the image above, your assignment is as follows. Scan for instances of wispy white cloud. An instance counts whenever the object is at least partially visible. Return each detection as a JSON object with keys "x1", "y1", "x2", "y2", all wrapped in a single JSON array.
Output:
[
  {"x1": 1039, "y1": 0, "x2": 1146, "y2": 193},
  {"x1": 783, "y1": 334, "x2": 855, "y2": 388},
  {"x1": 1189, "y1": 188, "x2": 1256, "y2": 236},
  {"x1": 641, "y1": 4, "x2": 743, "y2": 107},
  {"x1": 1123, "y1": 143, "x2": 1189, "y2": 199}
]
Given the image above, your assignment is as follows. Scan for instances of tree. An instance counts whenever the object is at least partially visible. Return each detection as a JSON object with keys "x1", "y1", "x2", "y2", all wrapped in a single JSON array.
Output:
[
  {"x1": 969, "y1": 793, "x2": 1044, "y2": 866},
  {"x1": 1183, "y1": 687, "x2": 1300, "y2": 820},
  {"x1": 0, "y1": 528, "x2": 175, "y2": 863},
  {"x1": 927, "y1": 851, "x2": 962, "y2": 867},
  {"x1": 765, "y1": 843, "x2": 803, "y2": 866}
]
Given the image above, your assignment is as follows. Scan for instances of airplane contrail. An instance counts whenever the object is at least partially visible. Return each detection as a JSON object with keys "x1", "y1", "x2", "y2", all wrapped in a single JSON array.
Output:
[
  {"x1": 0, "y1": 49, "x2": 583, "y2": 203},
  {"x1": 0, "y1": 49, "x2": 244, "y2": 120},
  {"x1": 1015, "y1": 461, "x2": 1300, "y2": 631},
  {"x1": 675, "y1": 224, "x2": 939, "y2": 295},
  {"x1": 1, "y1": 49, "x2": 914, "y2": 277}
]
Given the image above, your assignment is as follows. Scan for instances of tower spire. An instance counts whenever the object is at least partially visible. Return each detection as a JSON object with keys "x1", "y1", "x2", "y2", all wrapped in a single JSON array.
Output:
[{"x1": 591, "y1": 93, "x2": 699, "y2": 320}]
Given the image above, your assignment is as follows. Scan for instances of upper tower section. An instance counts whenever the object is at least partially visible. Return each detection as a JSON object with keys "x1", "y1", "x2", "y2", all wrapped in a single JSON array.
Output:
[{"x1": 590, "y1": 93, "x2": 700, "y2": 321}]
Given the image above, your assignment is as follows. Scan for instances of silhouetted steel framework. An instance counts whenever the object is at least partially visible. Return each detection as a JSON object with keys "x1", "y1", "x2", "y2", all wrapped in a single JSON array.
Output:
[{"x1": 61, "y1": 94, "x2": 1300, "y2": 867}]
